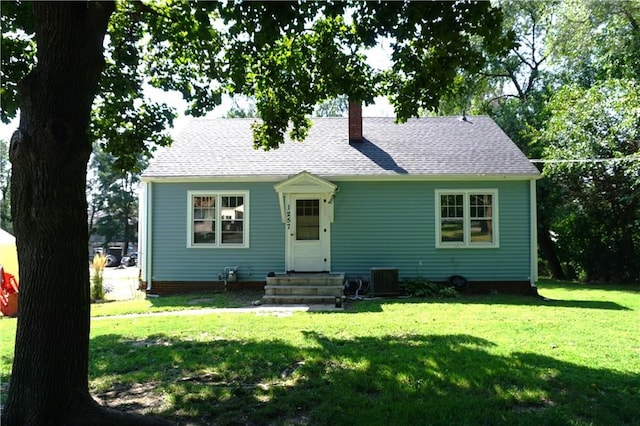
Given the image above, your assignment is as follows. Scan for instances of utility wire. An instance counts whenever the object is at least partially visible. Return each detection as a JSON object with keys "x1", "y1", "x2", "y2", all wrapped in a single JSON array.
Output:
[{"x1": 529, "y1": 156, "x2": 640, "y2": 164}]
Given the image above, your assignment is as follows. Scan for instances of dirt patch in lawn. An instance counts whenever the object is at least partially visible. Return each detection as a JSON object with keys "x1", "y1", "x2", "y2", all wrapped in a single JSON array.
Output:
[
  {"x1": 94, "y1": 382, "x2": 169, "y2": 416},
  {"x1": 187, "y1": 290, "x2": 264, "y2": 307}
]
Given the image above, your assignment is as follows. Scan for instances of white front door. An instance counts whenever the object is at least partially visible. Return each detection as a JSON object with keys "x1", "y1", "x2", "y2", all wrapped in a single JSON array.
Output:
[{"x1": 286, "y1": 196, "x2": 330, "y2": 272}]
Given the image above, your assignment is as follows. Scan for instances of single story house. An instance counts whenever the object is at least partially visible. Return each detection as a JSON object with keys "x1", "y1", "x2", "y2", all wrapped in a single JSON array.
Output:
[{"x1": 140, "y1": 104, "x2": 541, "y2": 299}]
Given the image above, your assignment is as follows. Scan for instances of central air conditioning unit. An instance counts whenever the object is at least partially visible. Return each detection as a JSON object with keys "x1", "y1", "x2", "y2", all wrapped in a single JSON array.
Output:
[{"x1": 369, "y1": 267, "x2": 399, "y2": 296}]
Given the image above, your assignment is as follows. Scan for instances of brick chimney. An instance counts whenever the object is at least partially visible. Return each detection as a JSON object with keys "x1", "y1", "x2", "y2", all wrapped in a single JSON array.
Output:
[{"x1": 348, "y1": 101, "x2": 363, "y2": 143}]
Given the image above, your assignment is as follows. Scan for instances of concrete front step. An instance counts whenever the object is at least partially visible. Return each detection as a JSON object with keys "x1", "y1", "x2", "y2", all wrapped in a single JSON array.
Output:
[
  {"x1": 264, "y1": 285, "x2": 344, "y2": 296},
  {"x1": 266, "y1": 273, "x2": 345, "y2": 287},
  {"x1": 262, "y1": 295, "x2": 344, "y2": 305},
  {"x1": 263, "y1": 273, "x2": 345, "y2": 305}
]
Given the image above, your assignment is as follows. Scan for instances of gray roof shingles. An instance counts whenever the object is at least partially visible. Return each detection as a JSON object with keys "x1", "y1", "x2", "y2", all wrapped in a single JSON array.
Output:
[{"x1": 142, "y1": 116, "x2": 540, "y2": 179}]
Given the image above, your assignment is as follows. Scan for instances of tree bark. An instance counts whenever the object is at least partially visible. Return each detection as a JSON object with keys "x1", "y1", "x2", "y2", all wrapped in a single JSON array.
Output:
[
  {"x1": 538, "y1": 221, "x2": 566, "y2": 280},
  {"x1": 1, "y1": 3, "x2": 170, "y2": 424}
]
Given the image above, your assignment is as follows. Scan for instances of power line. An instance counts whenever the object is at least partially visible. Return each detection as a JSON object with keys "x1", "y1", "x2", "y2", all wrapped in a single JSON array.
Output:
[{"x1": 529, "y1": 156, "x2": 640, "y2": 164}]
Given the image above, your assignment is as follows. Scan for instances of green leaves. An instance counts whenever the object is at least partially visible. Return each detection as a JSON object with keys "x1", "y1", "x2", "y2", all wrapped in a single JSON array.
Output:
[
  {"x1": 539, "y1": 79, "x2": 640, "y2": 282},
  {"x1": 239, "y1": 14, "x2": 378, "y2": 149},
  {"x1": 379, "y1": 1, "x2": 512, "y2": 120},
  {"x1": 229, "y1": 1, "x2": 512, "y2": 146},
  {"x1": 0, "y1": 1, "x2": 35, "y2": 123},
  {"x1": 542, "y1": 79, "x2": 639, "y2": 167},
  {"x1": 2, "y1": 1, "x2": 513, "y2": 155},
  {"x1": 91, "y1": 4, "x2": 176, "y2": 172},
  {"x1": 550, "y1": 0, "x2": 640, "y2": 85},
  {"x1": 141, "y1": 1, "x2": 224, "y2": 117}
]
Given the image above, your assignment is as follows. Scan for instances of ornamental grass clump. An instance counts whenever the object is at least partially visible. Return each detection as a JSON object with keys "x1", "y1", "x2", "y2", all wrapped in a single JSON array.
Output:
[{"x1": 91, "y1": 254, "x2": 107, "y2": 302}]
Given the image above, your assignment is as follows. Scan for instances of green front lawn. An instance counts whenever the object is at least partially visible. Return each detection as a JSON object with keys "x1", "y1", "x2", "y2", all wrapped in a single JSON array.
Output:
[
  {"x1": 1, "y1": 281, "x2": 638, "y2": 425},
  {"x1": 90, "y1": 290, "x2": 262, "y2": 317}
]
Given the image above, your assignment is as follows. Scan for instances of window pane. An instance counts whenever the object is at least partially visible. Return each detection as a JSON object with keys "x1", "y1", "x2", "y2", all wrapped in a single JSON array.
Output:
[
  {"x1": 222, "y1": 221, "x2": 243, "y2": 244},
  {"x1": 193, "y1": 214, "x2": 215, "y2": 243},
  {"x1": 470, "y1": 194, "x2": 492, "y2": 218},
  {"x1": 470, "y1": 194, "x2": 493, "y2": 243},
  {"x1": 441, "y1": 194, "x2": 463, "y2": 218},
  {"x1": 441, "y1": 219, "x2": 464, "y2": 242},
  {"x1": 440, "y1": 194, "x2": 464, "y2": 243},
  {"x1": 297, "y1": 199, "x2": 320, "y2": 240},
  {"x1": 221, "y1": 195, "x2": 244, "y2": 244},
  {"x1": 193, "y1": 196, "x2": 215, "y2": 244},
  {"x1": 471, "y1": 219, "x2": 493, "y2": 243}
]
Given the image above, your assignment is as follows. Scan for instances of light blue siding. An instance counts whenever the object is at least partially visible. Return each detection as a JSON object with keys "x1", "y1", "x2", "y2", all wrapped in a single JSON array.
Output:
[
  {"x1": 150, "y1": 182, "x2": 284, "y2": 281},
  {"x1": 148, "y1": 179, "x2": 533, "y2": 283},
  {"x1": 331, "y1": 180, "x2": 532, "y2": 282}
]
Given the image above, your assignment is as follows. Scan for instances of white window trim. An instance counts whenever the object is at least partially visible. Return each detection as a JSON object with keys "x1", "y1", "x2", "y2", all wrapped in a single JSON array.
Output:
[
  {"x1": 187, "y1": 190, "x2": 250, "y2": 249},
  {"x1": 435, "y1": 189, "x2": 499, "y2": 249}
]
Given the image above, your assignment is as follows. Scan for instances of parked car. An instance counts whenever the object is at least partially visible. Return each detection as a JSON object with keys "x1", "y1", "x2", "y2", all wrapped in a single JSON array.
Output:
[
  {"x1": 120, "y1": 252, "x2": 138, "y2": 267},
  {"x1": 105, "y1": 246, "x2": 123, "y2": 267},
  {"x1": 105, "y1": 254, "x2": 119, "y2": 268}
]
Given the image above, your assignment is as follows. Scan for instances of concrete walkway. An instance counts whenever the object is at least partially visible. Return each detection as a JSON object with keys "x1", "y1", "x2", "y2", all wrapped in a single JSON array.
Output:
[
  {"x1": 93, "y1": 266, "x2": 143, "y2": 301},
  {"x1": 93, "y1": 304, "x2": 345, "y2": 320}
]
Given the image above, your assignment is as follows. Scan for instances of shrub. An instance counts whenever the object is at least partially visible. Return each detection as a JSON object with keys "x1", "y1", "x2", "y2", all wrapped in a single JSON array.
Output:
[
  {"x1": 438, "y1": 286, "x2": 460, "y2": 298},
  {"x1": 401, "y1": 279, "x2": 461, "y2": 299},
  {"x1": 401, "y1": 278, "x2": 440, "y2": 297}
]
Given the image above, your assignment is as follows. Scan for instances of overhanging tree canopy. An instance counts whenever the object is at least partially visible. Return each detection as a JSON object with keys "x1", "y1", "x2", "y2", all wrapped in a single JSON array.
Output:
[{"x1": 0, "y1": 1, "x2": 512, "y2": 423}]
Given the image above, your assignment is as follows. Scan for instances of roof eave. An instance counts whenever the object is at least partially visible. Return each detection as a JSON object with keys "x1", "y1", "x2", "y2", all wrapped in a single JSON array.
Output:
[{"x1": 141, "y1": 172, "x2": 541, "y2": 183}]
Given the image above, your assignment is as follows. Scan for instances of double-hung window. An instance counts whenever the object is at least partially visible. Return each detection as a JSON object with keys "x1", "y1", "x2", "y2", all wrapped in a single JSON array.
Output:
[
  {"x1": 435, "y1": 189, "x2": 498, "y2": 248},
  {"x1": 188, "y1": 191, "x2": 249, "y2": 248}
]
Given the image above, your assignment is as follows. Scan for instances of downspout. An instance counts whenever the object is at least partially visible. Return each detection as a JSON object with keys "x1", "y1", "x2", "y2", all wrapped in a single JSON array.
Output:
[
  {"x1": 530, "y1": 178, "x2": 538, "y2": 289},
  {"x1": 139, "y1": 180, "x2": 153, "y2": 291}
]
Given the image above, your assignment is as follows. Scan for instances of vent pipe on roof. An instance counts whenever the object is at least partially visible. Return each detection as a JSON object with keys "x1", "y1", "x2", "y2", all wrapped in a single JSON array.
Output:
[{"x1": 348, "y1": 100, "x2": 363, "y2": 143}]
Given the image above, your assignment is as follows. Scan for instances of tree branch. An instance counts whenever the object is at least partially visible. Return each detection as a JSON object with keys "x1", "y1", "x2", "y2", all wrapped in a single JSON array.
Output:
[
  {"x1": 623, "y1": 7, "x2": 639, "y2": 33},
  {"x1": 512, "y1": 48, "x2": 535, "y2": 70}
]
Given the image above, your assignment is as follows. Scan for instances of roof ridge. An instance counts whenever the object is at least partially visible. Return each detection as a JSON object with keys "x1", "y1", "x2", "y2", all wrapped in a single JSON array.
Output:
[{"x1": 180, "y1": 115, "x2": 493, "y2": 122}]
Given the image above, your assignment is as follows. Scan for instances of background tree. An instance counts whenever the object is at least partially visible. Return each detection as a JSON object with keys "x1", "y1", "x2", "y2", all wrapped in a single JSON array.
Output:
[
  {"x1": 225, "y1": 96, "x2": 258, "y2": 118},
  {"x1": 88, "y1": 143, "x2": 146, "y2": 256},
  {"x1": 1, "y1": 1, "x2": 511, "y2": 423},
  {"x1": 540, "y1": 80, "x2": 639, "y2": 282},
  {"x1": 539, "y1": 0, "x2": 640, "y2": 282},
  {"x1": 435, "y1": 0, "x2": 567, "y2": 278},
  {"x1": 550, "y1": 0, "x2": 640, "y2": 86},
  {"x1": 314, "y1": 95, "x2": 349, "y2": 117},
  {"x1": 483, "y1": 0, "x2": 566, "y2": 279},
  {"x1": 433, "y1": 0, "x2": 639, "y2": 282},
  {"x1": 0, "y1": 139, "x2": 11, "y2": 233},
  {"x1": 225, "y1": 95, "x2": 349, "y2": 119}
]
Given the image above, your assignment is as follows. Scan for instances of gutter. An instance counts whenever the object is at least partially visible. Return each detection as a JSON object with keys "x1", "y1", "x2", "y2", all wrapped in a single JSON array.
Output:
[
  {"x1": 530, "y1": 178, "x2": 538, "y2": 288},
  {"x1": 141, "y1": 172, "x2": 542, "y2": 184},
  {"x1": 139, "y1": 181, "x2": 153, "y2": 291}
]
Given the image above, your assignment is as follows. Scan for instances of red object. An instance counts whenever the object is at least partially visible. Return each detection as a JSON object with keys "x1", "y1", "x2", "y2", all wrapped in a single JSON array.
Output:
[{"x1": 1, "y1": 266, "x2": 19, "y2": 317}]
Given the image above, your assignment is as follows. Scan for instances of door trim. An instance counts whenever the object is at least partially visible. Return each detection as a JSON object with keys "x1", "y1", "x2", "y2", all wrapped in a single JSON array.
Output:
[
  {"x1": 286, "y1": 195, "x2": 330, "y2": 272},
  {"x1": 274, "y1": 172, "x2": 337, "y2": 272}
]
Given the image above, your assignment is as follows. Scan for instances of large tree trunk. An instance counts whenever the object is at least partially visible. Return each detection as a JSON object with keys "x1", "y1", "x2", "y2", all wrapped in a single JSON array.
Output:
[
  {"x1": 2, "y1": 3, "x2": 113, "y2": 423},
  {"x1": 1, "y1": 3, "x2": 169, "y2": 425},
  {"x1": 535, "y1": 182, "x2": 566, "y2": 281},
  {"x1": 538, "y1": 221, "x2": 565, "y2": 280}
]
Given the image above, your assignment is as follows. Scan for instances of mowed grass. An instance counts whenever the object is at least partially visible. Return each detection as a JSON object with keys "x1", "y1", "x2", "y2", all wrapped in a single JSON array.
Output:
[
  {"x1": 90, "y1": 290, "x2": 261, "y2": 317},
  {"x1": 1, "y1": 280, "x2": 639, "y2": 425}
]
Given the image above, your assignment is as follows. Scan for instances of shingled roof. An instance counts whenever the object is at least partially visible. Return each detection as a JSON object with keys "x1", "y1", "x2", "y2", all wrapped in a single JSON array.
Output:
[{"x1": 142, "y1": 116, "x2": 540, "y2": 180}]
